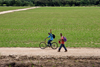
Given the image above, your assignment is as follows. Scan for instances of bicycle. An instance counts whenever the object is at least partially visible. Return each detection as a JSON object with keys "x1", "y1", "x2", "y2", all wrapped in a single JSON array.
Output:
[{"x1": 39, "y1": 39, "x2": 58, "y2": 49}]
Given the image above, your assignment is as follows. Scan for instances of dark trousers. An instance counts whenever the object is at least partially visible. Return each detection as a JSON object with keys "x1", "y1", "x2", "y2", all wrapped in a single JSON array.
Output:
[
  {"x1": 48, "y1": 40, "x2": 52, "y2": 46},
  {"x1": 58, "y1": 44, "x2": 67, "y2": 51}
]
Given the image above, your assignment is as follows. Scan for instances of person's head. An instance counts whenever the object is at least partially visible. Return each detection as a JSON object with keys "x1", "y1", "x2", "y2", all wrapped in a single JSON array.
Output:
[
  {"x1": 60, "y1": 33, "x2": 62, "y2": 36},
  {"x1": 48, "y1": 33, "x2": 50, "y2": 35}
]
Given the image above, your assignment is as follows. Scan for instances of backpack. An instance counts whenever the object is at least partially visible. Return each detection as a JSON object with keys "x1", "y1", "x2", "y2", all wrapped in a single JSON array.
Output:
[
  {"x1": 52, "y1": 34, "x2": 55, "y2": 39},
  {"x1": 63, "y1": 37, "x2": 67, "y2": 42}
]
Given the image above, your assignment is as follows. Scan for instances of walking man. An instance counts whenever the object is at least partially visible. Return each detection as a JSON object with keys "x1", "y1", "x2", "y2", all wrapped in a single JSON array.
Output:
[{"x1": 58, "y1": 33, "x2": 67, "y2": 52}]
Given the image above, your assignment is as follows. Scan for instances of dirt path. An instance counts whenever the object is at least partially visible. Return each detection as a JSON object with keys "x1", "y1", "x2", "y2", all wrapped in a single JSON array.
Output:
[
  {"x1": 0, "y1": 48, "x2": 100, "y2": 57},
  {"x1": 0, "y1": 7, "x2": 39, "y2": 14},
  {"x1": 0, "y1": 48, "x2": 100, "y2": 67}
]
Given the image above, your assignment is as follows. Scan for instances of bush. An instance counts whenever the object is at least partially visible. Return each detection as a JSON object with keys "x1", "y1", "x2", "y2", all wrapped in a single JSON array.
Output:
[
  {"x1": 3, "y1": 4, "x2": 6, "y2": 6},
  {"x1": 65, "y1": 4, "x2": 70, "y2": 7},
  {"x1": 29, "y1": 2, "x2": 34, "y2": 6},
  {"x1": 0, "y1": 0, "x2": 100, "y2": 6},
  {"x1": 98, "y1": 4, "x2": 100, "y2": 6},
  {"x1": 72, "y1": 4, "x2": 75, "y2": 6}
]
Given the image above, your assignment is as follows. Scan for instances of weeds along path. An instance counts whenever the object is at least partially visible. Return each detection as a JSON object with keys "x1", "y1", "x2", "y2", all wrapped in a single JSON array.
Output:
[
  {"x1": 0, "y1": 7, "x2": 39, "y2": 14},
  {"x1": 0, "y1": 48, "x2": 100, "y2": 58}
]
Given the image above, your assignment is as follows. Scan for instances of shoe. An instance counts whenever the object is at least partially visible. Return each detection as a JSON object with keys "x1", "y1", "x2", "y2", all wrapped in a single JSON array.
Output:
[
  {"x1": 58, "y1": 50, "x2": 60, "y2": 52},
  {"x1": 50, "y1": 45, "x2": 52, "y2": 47},
  {"x1": 65, "y1": 50, "x2": 67, "y2": 52},
  {"x1": 47, "y1": 45, "x2": 50, "y2": 47}
]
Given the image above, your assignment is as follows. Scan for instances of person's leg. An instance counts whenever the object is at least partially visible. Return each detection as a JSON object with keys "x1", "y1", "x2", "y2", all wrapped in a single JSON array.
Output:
[
  {"x1": 58, "y1": 44, "x2": 63, "y2": 52},
  {"x1": 48, "y1": 40, "x2": 51, "y2": 46},
  {"x1": 48, "y1": 40, "x2": 52, "y2": 46},
  {"x1": 62, "y1": 44, "x2": 67, "y2": 52},
  {"x1": 49, "y1": 40, "x2": 52, "y2": 46}
]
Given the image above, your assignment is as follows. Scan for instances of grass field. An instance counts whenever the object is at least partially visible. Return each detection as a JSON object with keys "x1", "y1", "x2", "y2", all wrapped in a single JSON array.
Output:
[
  {"x1": 0, "y1": 7, "x2": 100, "y2": 47},
  {"x1": 0, "y1": 7, "x2": 29, "y2": 12}
]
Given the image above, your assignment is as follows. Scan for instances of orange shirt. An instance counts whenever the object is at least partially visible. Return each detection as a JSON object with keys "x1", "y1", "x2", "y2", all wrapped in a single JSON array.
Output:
[{"x1": 61, "y1": 36, "x2": 64, "y2": 44}]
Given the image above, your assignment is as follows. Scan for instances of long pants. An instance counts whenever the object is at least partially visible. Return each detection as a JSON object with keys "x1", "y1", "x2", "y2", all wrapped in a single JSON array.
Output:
[
  {"x1": 58, "y1": 44, "x2": 67, "y2": 51},
  {"x1": 48, "y1": 40, "x2": 52, "y2": 46}
]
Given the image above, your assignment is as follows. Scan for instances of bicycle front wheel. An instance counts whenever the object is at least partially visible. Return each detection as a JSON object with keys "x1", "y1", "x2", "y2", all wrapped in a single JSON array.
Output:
[
  {"x1": 39, "y1": 42, "x2": 46, "y2": 49},
  {"x1": 51, "y1": 42, "x2": 58, "y2": 49}
]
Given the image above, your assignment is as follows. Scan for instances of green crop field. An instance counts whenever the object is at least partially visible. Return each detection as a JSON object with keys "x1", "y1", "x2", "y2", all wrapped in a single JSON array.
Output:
[
  {"x1": 0, "y1": 7, "x2": 100, "y2": 47},
  {"x1": 0, "y1": 7, "x2": 30, "y2": 12}
]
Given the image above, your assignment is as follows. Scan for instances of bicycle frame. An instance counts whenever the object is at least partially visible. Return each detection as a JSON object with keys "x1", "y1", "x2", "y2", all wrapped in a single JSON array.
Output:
[{"x1": 44, "y1": 40, "x2": 47, "y2": 44}]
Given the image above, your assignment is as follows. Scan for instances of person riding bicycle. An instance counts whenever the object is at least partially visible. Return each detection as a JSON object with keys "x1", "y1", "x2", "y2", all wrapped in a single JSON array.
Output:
[{"x1": 45, "y1": 29, "x2": 54, "y2": 47}]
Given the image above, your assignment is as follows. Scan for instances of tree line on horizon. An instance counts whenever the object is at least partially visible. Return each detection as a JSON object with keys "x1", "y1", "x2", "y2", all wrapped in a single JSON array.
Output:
[{"x1": 0, "y1": 0, "x2": 100, "y2": 6}]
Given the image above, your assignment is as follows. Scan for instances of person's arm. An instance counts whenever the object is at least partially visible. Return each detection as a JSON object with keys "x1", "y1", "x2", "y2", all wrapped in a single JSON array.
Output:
[
  {"x1": 50, "y1": 29, "x2": 52, "y2": 33},
  {"x1": 59, "y1": 39, "x2": 61, "y2": 41},
  {"x1": 45, "y1": 37, "x2": 48, "y2": 40},
  {"x1": 61, "y1": 36, "x2": 64, "y2": 41},
  {"x1": 45, "y1": 35, "x2": 50, "y2": 40}
]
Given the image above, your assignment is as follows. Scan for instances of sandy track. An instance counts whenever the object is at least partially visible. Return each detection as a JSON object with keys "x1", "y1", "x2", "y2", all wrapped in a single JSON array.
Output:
[
  {"x1": 0, "y1": 48, "x2": 100, "y2": 57},
  {"x1": 0, "y1": 7, "x2": 39, "y2": 14}
]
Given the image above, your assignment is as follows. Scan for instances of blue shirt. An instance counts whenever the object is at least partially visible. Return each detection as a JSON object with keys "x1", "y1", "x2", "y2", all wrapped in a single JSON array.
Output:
[{"x1": 48, "y1": 33, "x2": 54, "y2": 40}]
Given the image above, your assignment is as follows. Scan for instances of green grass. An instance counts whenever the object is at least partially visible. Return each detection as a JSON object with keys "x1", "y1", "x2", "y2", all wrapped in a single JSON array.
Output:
[
  {"x1": 0, "y1": 7, "x2": 100, "y2": 47},
  {"x1": 0, "y1": 7, "x2": 30, "y2": 12}
]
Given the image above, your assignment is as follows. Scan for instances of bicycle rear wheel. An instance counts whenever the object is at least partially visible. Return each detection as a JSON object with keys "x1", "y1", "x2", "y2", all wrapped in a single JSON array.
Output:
[
  {"x1": 51, "y1": 42, "x2": 58, "y2": 49},
  {"x1": 39, "y1": 42, "x2": 46, "y2": 49}
]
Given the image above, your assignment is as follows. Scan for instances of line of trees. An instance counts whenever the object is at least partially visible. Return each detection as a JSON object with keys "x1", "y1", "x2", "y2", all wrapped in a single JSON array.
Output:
[{"x1": 0, "y1": 0, "x2": 100, "y2": 6}]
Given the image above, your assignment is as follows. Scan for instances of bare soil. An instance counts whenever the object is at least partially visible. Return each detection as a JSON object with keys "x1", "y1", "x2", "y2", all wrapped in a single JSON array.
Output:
[{"x1": 0, "y1": 48, "x2": 100, "y2": 67}]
